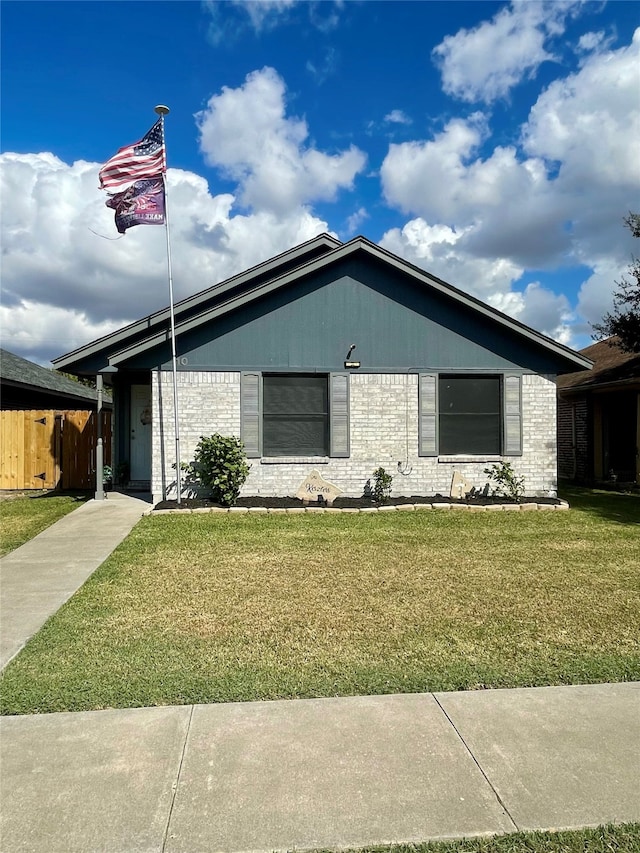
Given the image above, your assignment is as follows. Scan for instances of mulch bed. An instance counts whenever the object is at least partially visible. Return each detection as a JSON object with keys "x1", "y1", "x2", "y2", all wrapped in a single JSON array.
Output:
[{"x1": 155, "y1": 494, "x2": 561, "y2": 511}]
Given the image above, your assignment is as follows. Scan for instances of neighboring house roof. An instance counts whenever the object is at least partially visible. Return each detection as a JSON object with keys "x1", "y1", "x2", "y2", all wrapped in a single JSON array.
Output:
[
  {"x1": 53, "y1": 235, "x2": 592, "y2": 375},
  {"x1": 557, "y1": 337, "x2": 640, "y2": 393},
  {"x1": 0, "y1": 348, "x2": 111, "y2": 407}
]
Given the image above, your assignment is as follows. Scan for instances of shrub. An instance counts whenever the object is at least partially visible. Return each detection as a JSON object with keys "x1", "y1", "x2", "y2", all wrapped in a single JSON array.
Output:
[
  {"x1": 186, "y1": 434, "x2": 250, "y2": 506},
  {"x1": 371, "y1": 466, "x2": 393, "y2": 504},
  {"x1": 115, "y1": 461, "x2": 130, "y2": 485},
  {"x1": 483, "y1": 462, "x2": 525, "y2": 501}
]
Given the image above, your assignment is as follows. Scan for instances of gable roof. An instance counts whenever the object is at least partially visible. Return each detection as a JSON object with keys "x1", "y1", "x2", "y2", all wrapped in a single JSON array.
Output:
[
  {"x1": 557, "y1": 337, "x2": 640, "y2": 392},
  {"x1": 53, "y1": 233, "x2": 340, "y2": 372},
  {"x1": 54, "y1": 235, "x2": 592, "y2": 374},
  {"x1": 0, "y1": 348, "x2": 110, "y2": 405}
]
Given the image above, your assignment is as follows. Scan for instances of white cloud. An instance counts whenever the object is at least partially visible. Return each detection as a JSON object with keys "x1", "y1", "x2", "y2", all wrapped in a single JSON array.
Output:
[
  {"x1": 381, "y1": 29, "x2": 640, "y2": 343},
  {"x1": 576, "y1": 260, "x2": 627, "y2": 336},
  {"x1": 522, "y1": 29, "x2": 640, "y2": 192},
  {"x1": 0, "y1": 301, "x2": 118, "y2": 368},
  {"x1": 575, "y1": 31, "x2": 610, "y2": 55},
  {"x1": 345, "y1": 207, "x2": 368, "y2": 236},
  {"x1": 379, "y1": 219, "x2": 574, "y2": 344},
  {"x1": 306, "y1": 47, "x2": 338, "y2": 85},
  {"x1": 195, "y1": 67, "x2": 366, "y2": 215},
  {"x1": 203, "y1": 0, "x2": 297, "y2": 44},
  {"x1": 382, "y1": 112, "x2": 488, "y2": 221},
  {"x1": 233, "y1": 0, "x2": 297, "y2": 30},
  {"x1": 0, "y1": 152, "x2": 332, "y2": 364},
  {"x1": 432, "y1": 1, "x2": 581, "y2": 104},
  {"x1": 380, "y1": 219, "x2": 523, "y2": 301},
  {"x1": 488, "y1": 284, "x2": 574, "y2": 345},
  {"x1": 384, "y1": 110, "x2": 412, "y2": 125},
  {"x1": 203, "y1": 0, "x2": 341, "y2": 44}
]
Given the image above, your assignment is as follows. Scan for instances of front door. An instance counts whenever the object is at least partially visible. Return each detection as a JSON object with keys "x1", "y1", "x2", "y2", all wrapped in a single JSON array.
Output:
[{"x1": 130, "y1": 385, "x2": 152, "y2": 481}]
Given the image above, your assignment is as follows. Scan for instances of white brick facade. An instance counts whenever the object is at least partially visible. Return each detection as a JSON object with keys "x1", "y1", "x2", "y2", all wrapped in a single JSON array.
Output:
[{"x1": 152, "y1": 370, "x2": 557, "y2": 502}]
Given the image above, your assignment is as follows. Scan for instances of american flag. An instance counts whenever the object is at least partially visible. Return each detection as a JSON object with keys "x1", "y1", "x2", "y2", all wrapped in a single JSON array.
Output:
[{"x1": 99, "y1": 119, "x2": 166, "y2": 190}]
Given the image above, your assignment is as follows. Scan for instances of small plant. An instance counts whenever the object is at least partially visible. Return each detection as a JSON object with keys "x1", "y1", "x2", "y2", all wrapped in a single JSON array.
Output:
[
  {"x1": 371, "y1": 466, "x2": 393, "y2": 505},
  {"x1": 115, "y1": 461, "x2": 130, "y2": 485},
  {"x1": 102, "y1": 465, "x2": 113, "y2": 482},
  {"x1": 483, "y1": 462, "x2": 525, "y2": 502},
  {"x1": 185, "y1": 434, "x2": 250, "y2": 506}
]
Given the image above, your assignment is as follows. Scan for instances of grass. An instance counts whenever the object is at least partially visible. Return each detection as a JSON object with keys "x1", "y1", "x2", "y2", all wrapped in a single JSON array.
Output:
[
  {"x1": 0, "y1": 491, "x2": 88, "y2": 556},
  {"x1": 331, "y1": 823, "x2": 640, "y2": 852},
  {"x1": 0, "y1": 487, "x2": 638, "y2": 714}
]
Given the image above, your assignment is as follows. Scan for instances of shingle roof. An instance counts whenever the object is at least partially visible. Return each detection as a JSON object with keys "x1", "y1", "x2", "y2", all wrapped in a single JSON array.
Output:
[
  {"x1": 556, "y1": 337, "x2": 640, "y2": 391},
  {"x1": 0, "y1": 348, "x2": 111, "y2": 404}
]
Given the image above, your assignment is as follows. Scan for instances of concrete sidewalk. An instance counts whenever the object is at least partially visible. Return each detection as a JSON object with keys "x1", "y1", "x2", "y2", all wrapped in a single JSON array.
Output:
[
  {"x1": 0, "y1": 492, "x2": 150, "y2": 670},
  {"x1": 1, "y1": 683, "x2": 638, "y2": 853}
]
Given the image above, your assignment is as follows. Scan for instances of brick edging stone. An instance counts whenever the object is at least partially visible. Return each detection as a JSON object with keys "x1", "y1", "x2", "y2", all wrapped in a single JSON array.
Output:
[{"x1": 146, "y1": 500, "x2": 570, "y2": 516}]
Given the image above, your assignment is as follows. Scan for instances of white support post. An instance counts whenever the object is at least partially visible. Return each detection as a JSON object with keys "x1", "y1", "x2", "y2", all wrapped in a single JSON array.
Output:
[{"x1": 95, "y1": 373, "x2": 105, "y2": 500}]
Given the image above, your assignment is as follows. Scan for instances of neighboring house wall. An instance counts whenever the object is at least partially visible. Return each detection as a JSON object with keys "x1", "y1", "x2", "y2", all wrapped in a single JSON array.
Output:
[{"x1": 152, "y1": 369, "x2": 557, "y2": 502}]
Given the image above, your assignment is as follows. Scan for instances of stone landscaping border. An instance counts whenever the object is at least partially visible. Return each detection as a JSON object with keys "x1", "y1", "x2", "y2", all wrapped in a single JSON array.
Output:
[{"x1": 146, "y1": 500, "x2": 570, "y2": 516}]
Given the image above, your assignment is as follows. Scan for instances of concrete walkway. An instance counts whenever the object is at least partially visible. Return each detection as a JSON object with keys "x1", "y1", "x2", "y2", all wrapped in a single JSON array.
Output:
[
  {"x1": 1, "y1": 684, "x2": 638, "y2": 853},
  {"x1": 0, "y1": 492, "x2": 150, "y2": 670},
  {"x1": 1, "y1": 495, "x2": 638, "y2": 852}
]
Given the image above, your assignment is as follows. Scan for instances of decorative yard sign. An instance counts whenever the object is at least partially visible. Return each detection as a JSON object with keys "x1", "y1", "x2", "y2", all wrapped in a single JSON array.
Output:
[
  {"x1": 450, "y1": 470, "x2": 473, "y2": 499},
  {"x1": 296, "y1": 470, "x2": 343, "y2": 505}
]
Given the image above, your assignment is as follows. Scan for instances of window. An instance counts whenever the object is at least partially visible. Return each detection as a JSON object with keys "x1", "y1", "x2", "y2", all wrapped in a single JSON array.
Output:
[
  {"x1": 263, "y1": 374, "x2": 328, "y2": 456},
  {"x1": 241, "y1": 372, "x2": 350, "y2": 458},
  {"x1": 419, "y1": 372, "x2": 522, "y2": 457},
  {"x1": 439, "y1": 375, "x2": 501, "y2": 455}
]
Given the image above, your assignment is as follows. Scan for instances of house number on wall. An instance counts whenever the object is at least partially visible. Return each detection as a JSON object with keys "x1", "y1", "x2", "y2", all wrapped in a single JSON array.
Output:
[{"x1": 179, "y1": 357, "x2": 188, "y2": 365}]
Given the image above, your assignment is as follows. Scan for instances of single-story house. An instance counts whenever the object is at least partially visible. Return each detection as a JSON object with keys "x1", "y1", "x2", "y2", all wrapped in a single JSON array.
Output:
[
  {"x1": 1, "y1": 348, "x2": 111, "y2": 411},
  {"x1": 557, "y1": 337, "x2": 639, "y2": 484},
  {"x1": 53, "y1": 235, "x2": 591, "y2": 503}
]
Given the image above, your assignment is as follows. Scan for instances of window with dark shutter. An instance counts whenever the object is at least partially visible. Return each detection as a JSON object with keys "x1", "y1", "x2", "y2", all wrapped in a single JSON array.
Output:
[
  {"x1": 439, "y1": 375, "x2": 501, "y2": 455},
  {"x1": 263, "y1": 374, "x2": 328, "y2": 456}
]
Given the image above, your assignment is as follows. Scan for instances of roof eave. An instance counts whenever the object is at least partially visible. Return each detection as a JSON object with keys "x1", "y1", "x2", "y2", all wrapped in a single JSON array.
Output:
[
  {"x1": 109, "y1": 236, "x2": 594, "y2": 372},
  {"x1": 53, "y1": 233, "x2": 341, "y2": 370}
]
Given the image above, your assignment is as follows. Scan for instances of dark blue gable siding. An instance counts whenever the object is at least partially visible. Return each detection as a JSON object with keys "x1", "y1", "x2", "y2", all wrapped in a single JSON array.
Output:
[{"x1": 127, "y1": 255, "x2": 566, "y2": 374}]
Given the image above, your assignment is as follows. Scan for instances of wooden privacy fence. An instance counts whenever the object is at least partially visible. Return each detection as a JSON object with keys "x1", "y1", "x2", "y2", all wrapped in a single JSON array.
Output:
[{"x1": 0, "y1": 410, "x2": 112, "y2": 490}]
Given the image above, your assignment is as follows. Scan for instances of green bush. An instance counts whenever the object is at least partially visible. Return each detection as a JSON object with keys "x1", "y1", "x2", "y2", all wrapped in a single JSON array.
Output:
[
  {"x1": 371, "y1": 466, "x2": 393, "y2": 504},
  {"x1": 186, "y1": 434, "x2": 250, "y2": 506},
  {"x1": 484, "y1": 461, "x2": 525, "y2": 501}
]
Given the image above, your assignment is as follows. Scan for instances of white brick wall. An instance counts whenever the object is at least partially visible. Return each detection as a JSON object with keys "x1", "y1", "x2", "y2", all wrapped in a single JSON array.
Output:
[{"x1": 152, "y1": 370, "x2": 557, "y2": 501}]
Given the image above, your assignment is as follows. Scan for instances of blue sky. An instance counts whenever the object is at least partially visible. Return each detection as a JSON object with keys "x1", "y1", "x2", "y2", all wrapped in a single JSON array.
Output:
[{"x1": 1, "y1": 0, "x2": 639, "y2": 365}]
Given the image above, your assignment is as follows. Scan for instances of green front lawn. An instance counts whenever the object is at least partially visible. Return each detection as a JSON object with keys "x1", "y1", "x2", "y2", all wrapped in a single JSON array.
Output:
[
  {"x1": 0, "y1": 492, "x2": 88, "y2": 557},
  {"x1": 1, "y1": 487, "x2": 638, "y2": 714}
]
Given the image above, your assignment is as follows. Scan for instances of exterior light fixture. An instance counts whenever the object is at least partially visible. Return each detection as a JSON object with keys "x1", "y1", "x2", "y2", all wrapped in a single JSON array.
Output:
[{"x1": 344, "y1": 344, "x2": 360, "y2": 369}]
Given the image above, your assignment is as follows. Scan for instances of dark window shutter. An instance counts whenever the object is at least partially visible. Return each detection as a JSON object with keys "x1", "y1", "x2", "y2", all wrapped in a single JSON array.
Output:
[
  {"x1": 241, "y1": 372, "x2": 262, "y2": 458},
  {"x1": 419, "y1": 374, "x2": 438, "y2": 456},
  {"x1": 503, "y1": 374, "x2": 522, "y2": 456},
  {"x1": 329, "y1": 373, "x2": 349, "y2": 457}
]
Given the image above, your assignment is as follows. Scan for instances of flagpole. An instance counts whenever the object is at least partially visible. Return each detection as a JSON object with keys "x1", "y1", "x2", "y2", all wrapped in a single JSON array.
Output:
[{"x1": 155, "y1": 104, "x2": 181, "y2": 505}]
